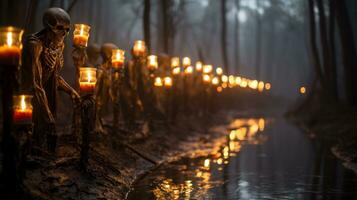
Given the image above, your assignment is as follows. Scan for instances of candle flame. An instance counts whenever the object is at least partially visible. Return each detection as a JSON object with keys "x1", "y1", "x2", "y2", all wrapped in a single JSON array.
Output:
[
  {"x1": 164, "y1": 77, "x2": 172, "y2": 87},
  {"x1": 87, "y1": 71, "x2": 91, "y2": 83},
  {"x1": 80, "y1": 24, "x2": 84, "y2": 35},
  {"x1": 20, "y1": 95, "x2": 26, "y2": 111},
  {"x1": 6, "y1": 32, "x2": 12, "y2": 46}
]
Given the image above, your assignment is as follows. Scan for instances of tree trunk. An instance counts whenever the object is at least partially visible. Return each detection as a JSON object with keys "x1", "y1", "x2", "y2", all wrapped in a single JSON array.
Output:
[
  {"x1": 161, "y1": 0, "x2": 170, "y2": 54},
  {"x1": 221, "y1": 0, "x2": 229, "y2": 73},
  {"x1": 307, "y1": 0, "x2": 324, "y2": 89},
  {"x1": 329, "y1": 0, "x2": 338, "y2": 100},
  {"x1": 334, "y1": 0, "x2": 357, "y2": 105},
  {"x1": 255, "y1": 0, "x2": 262, "y2": 79},
  {"x1": 234, "y1": 0, "x2": 241, "y2": 74},
  {"x1": 143, "y1": 0, "x2": 151, "y2": 53},
  {"x1": 316, "y1": 0, "x2": 336, "y2": 100}
]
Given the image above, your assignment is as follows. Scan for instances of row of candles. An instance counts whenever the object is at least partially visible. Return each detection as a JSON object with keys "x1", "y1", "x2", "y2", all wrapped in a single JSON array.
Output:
[{"x1": 0, "y1": 23, "x2": 272, "y2": 125}]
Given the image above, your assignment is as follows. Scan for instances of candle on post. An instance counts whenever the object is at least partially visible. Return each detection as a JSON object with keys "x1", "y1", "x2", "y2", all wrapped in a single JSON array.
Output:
[
  {"x1": 0, "y1": 26, "x2": 24, "y2": 195},
  {"x1": 73, "y1": 24, "x2": 90, "y2": 47},
  {"x1": 133, "y1": 40, "x2": 146, "y2": 57},
  {"x1": 203, "y1": 74, "x2": 211, "y2": 83},
  {"x1": 0, "y1": 27, "x2": 23, "y2": 66},
  {"x1": 79, "y1": 67, "x2": 97, "y2": 93},
  {"x1": 154, "y1": 77, "x2": 163, "y2": 87},
  {"x1": 203, "y1": 64, "x2": 213, "y2": 74},
  {"x1": 195, "y1": 61, "x2": 203, "y2": 72},
  {"x1": 265, "y1": 83, "x2": 271, "y2": 90},
  {"x1": 13, "y1": 95, "x2": 33, "y2": 124},
  {"x1": 147, "y1": 55, "x2": 158, "y2": 76},
  {"x1": 182, "y1": 57, "x2": 191, "y2": 68},
  {"x1": 216, "y1": 67, "x2": 223, "y2": 76},
  {"x1": 184, "y1": 66, "x2": 193, "y2": 75},
  {"x1": 112, "y1": 49, "x2": 125, "y2": 70},
  {"x1": 212, "y1": 77, "x2": 219, "y2": 86},
  {"x1": 164, "y1": 77, "x2": 173, "y2": 88}
]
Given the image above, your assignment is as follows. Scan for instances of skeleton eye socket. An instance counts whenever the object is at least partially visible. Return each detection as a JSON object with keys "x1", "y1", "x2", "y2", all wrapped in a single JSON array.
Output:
[{"x1": 56, "y1": 25, "x2": 70, "y2": 33}]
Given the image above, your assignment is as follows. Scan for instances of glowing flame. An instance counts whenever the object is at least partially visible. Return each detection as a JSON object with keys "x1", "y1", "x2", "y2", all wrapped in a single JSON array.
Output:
[
  {"x1": 203, "y1": 65, "x2": 212, "y2": 74},
  {"x1": 204, "y1": 159, "x2": 210, "y2": 168},
  {"x1": 87, "y1": 71, "x2": 92, "y2": 83},
  {"x1": 20, "y1": 95, "x2": 26, "y2": 111},
  {"x1": 6, "y1": 32, "x2": 12, "y2": 46},
  {"x1": 164, "y1": 77, "x2": 172, "y2": 87},
  {"x1": 171, "y1": 57, "x2": 180, "y2": 68},
  {"x1": 172, "y1": 67, "x2": 180, "y2": 75},
  {"x1": 182, "y1": 57, "x2": 191, "y2": 66},
  {"x1": 212, "y1": 77, "x2": 219, "y2": 85},
  {"x1": 195, "y1": 61, "x2": 203, "y2": 71},
  {"x1": 203, "y1": 74, "x2": 211, "y2": 82},
  {"x1": 80, "y1": 24, "x2": 84, "y2": 35},
  {"x1": 258, "y1": 118, "x2": 265, "y2": 131},
  {"x1": 216, "y1": 67, "x2": 223, "y2": 75},
  {"x1": 221, "y1": 75, "x2": 228, "y2": 83},
  {"x1": 185, "y1": 66, "x2": 193, "y2": 74},
  {"x1": 300, "y1": 86, "x2": 306, "y2": 94},
  {"x1": 154, "y1": 77, "x2": 163, "y2": 87},
  {"x1": 265, "y1": 83, "x2": 271, "y2": 90}
]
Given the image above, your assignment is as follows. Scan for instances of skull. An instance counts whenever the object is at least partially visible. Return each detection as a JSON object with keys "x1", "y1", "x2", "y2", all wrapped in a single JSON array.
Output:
[
  {"x1": 101, "y1": 43, "x2": 118, "y2": 61},
  {"x1": 43, "y1": 7, "x2": 70, "y2": 39},
  {"x1": 87, "y1": 43, "x2": 101, "y2": 65}
]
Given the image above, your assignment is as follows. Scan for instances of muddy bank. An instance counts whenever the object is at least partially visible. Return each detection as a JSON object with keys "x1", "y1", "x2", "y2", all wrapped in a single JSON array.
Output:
[
  {"x1": 21, "y1": 111, "x2": 239, "y2": 200},
  {"x1": 287, "y1": 97, "x2": 357, "y2": 174}
]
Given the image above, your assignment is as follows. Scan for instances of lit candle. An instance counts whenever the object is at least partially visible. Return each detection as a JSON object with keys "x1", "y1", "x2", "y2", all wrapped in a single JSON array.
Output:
[
  {"x1": 265, "y1": 83, "x2": 271, "y2": 90},
  {"x1": 172, "y1": 67, "x2": 181, "y2": 75},
  {"x1": 112, "y1": 49, "x2": 125, "y2": 69},
  {"x1": 133, "y1": 40, "x2": 146, "y2": 56},
  {"x1": 171, "y1": 57, "x2": 180, "y2": 68},
  {"x1": 182, "y1": 57, "x2": 191, "y2": 68},
  {"x1": 235, "y1": 76, "x2": 241, "y2": 85},
  {"x1": 300, "y1": 86, "x2": 306, "y2": 94},
  {"x1": 164, "y1": 77, "x2": 172, "y2": 87},
  {"x1": 258, "y1": 81, "x2": 265, "y2": 92},
  {"x1": 217, "y1": 86, "x2": 223, "y2": 93},
  {"x1": 203, "y1": 74, "x2": 211, "y2": 83},
  {"x1": 203, "y1": 65, "x2": 212, "y2": 74},
  {"x1": 240, "y1": 79, "x2": 248, "y2": 88},
  {"x1": 0, "y1": 27, "x2": 23, "y2": 65},
  {"x1": 195, "y1": 61, "x2": 203, "y2": 72},
  {"x1": 216, "y1": 67, "x2": 223, "y2": 75},
  {"x1": 249, "y1": 80, "x2": 258, "y2": 89},
  {"x1": 13, "y1": 95, "x2": 33, "y2": 124},
  {"x1": 79, "y1": 67, "x2": 97, "y2": 93},
  {"x1": 184, "y1": 66, "x2": 193, "y2": 74},
  {"x1": 147, "y1": 55, "x2": 158, "y2": 72},
  {"x1": 229, "y1": 75, "x2": 236, "y2": 86},
  {"x1": 154, "y1": 77, "x2": 163, "y2": 87},
  {"x1": 212, "y1": 77, "x2": 219, "y2": 85},
  {"x1": 73, "y1": 24, "x2": 90, "y2": 47},
  {"x1": 221, "y1": 75, "x2": 228, "y2": 83}
]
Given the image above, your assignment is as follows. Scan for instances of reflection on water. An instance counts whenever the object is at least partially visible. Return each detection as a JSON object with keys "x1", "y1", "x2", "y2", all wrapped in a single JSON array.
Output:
[{"x1": 128, "y1": 118, "x2": 357, "y2": 200}]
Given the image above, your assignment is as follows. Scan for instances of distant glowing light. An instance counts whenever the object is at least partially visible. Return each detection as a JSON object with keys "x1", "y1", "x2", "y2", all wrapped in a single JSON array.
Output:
[
  {"x1": 300, "y1": 86, "x2": 306, "y2": 94},
  {"x1": 265, "y1": 83, "x2": 271, "y2": 90},
  {"x1": 204, "y1": 159, "x2": 210, "y2": 168},
  {"x1": 238, "y1": 11, "x2": 247, "y2": 23}
]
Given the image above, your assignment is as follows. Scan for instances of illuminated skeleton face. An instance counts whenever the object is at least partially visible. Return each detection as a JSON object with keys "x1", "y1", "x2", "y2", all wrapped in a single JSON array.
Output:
[{"x1": 43, "y1": 7, "x2": 71, "y2": 41}]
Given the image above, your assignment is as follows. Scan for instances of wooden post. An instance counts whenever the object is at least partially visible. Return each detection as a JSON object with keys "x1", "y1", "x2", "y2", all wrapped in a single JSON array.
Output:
[{"x1": 80, "y1": 94, "x2": 96, "y2": 171}]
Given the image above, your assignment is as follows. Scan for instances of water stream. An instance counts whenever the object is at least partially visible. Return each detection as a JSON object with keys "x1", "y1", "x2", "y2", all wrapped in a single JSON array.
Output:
[{"x1": 128, "y1": 117, "x2": 357, "y2": 200}]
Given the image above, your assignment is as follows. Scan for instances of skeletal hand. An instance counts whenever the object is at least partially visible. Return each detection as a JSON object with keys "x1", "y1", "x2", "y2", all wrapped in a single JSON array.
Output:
[{"x1": 71, "y1": 91, "x2": 81, "y2": 107}]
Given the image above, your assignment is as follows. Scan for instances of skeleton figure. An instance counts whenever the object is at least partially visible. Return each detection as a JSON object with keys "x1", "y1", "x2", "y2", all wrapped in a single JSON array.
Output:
[
  {"x1": 86, "y1": 43, "x2": 101, "y2": 66},
  {"x1": 21, "y1": 8, "x2": 80, "y2": 152},
  {"x1": 94, "y1": 43, "x2": 116, "y2": 133}
]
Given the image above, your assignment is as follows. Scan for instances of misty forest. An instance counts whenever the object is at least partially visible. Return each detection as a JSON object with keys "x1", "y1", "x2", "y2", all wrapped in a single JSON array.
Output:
[{"x1": 0, "y1": 0, "x2": 357, "y2": 199}]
